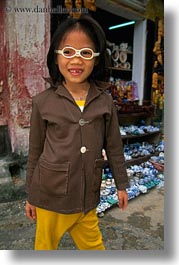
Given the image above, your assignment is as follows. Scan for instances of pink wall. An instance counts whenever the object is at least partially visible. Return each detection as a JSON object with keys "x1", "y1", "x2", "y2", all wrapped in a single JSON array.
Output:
[{"x1": 0, "y1": 0, "x2": 50, "y2": 155}]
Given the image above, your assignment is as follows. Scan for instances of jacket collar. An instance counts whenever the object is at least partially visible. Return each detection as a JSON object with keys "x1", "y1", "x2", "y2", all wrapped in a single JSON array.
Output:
[{"x1": 54, "y1": 81, "x2": 108, "y2": 106}]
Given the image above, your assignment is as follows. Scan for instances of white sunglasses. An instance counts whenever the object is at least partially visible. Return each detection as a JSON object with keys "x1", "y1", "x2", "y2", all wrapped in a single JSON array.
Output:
[{"x1": 55, "y1": 46, "x2": 100, "y2": 60}]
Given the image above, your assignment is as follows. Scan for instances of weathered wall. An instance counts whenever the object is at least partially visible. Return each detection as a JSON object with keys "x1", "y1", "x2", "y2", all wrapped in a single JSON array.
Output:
[{"x1": 0, "y1": 0, "x2": 50, "y2": 156}]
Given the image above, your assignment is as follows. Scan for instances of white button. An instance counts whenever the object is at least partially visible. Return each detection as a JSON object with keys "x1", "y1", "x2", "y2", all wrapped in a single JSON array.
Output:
[
  {"x1": 80, "y1": 146, "x2": 87, "y2": 153},
  {"x1": 79, "y1": 119, "x2": 89, "y2": 126},
  {"x1": 79, "y1": 119, "x2": 85, "y2": 126}
]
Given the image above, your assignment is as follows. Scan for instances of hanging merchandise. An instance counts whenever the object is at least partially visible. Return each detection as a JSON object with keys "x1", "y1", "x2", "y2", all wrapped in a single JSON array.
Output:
[
  {"x1": 151, "y1": 17, "x2": 164, "y2": 111},
  {"x1": 64, "y1": 0, "x2": 97, "y2": 18}
]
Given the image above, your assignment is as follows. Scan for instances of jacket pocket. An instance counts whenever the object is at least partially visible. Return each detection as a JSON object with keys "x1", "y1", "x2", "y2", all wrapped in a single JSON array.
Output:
[
  {"x1": 93, "y1": 158, "x2": 106, "y2": 192},
  {"x1": 39, "y1": 160, "x2": 70, "y2": 197}
]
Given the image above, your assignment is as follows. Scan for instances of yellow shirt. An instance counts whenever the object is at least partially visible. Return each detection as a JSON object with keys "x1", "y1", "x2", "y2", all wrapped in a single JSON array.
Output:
[{"x1": 75, "y1": 100, "x2": 85, "y2": 112}]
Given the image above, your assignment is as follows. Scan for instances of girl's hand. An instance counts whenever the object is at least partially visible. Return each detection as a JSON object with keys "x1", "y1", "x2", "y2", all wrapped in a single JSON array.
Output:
[
  {"x1": 117, "y1": 190, "x2": 128, "y2": 210},
  {"x1": 25, "y1": 201, "x2": 37, "y2": 221}
]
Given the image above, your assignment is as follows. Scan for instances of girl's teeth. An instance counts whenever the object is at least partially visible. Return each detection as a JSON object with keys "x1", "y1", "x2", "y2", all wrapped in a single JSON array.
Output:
[{"x1": 70, "y1": 69, "x2": 82, "y2": 73}]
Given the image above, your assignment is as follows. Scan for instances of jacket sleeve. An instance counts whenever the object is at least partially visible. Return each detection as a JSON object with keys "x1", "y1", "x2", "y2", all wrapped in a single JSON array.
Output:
[
  {"x1": 25, "y1": 97, "x2": 47, "y2": 193},
  {"x1": 104, "y1": 97, "x2": 129, "y2": 190}
]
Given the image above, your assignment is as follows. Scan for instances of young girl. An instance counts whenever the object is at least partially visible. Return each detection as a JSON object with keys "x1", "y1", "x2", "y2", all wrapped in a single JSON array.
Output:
[{"x1": 25, "y1": 15, "x2": 129, "y2": 250}]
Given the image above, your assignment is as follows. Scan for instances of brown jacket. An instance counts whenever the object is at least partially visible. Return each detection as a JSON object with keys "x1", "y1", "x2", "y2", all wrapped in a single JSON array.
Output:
[{"x1": 26, "y1": 81, "x2": 129, "y2": 214}]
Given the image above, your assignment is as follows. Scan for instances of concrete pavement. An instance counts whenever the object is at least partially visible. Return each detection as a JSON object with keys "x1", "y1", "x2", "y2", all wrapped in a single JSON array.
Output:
[{"x1": 0, "y1": 186, "x2": 164, "y2": 250}]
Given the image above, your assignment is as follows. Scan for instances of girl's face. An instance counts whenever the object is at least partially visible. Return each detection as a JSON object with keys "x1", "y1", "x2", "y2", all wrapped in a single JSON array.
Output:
[{"x1": 57, "y1": 30, "x2": 98, "y2": 87}]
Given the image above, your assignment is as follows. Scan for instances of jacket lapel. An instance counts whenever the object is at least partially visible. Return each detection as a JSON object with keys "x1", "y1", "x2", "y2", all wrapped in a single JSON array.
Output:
[
  {"x1": 54, "y1": 81, "x2": 108, "y2": 109},
  {"x1": 55, "y1": 84, "x2": 74, "y2": 102}
]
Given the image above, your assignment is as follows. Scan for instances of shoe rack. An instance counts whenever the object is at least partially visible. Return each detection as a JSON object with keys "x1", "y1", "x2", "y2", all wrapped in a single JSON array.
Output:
[
  {"x1": 97, "y1": 106, "x2": 163, "y2": 216},
  {"x1": 118, "y1": 111, "x2": 162, "y2": 167}
]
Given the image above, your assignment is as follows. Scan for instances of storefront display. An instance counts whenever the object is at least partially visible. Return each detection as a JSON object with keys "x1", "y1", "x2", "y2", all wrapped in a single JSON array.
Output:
[{"x1": 97, "y1": 157, "x2": 164, "y2": 217}]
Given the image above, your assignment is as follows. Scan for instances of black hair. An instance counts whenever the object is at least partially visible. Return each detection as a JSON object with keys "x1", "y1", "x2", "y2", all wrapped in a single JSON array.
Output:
[{"x1": 47, "y1": 15, "x2": 108, "y2": 86}]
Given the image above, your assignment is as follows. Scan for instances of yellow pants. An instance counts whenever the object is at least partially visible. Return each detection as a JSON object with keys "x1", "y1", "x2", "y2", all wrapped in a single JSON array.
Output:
[{"x1": 35, "y1": 207, "x2": 105, "y2": 250}]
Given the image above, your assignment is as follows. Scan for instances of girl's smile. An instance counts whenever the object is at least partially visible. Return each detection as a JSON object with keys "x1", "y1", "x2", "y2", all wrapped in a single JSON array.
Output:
[{"x1": 68, "y1": 68, "x2": 83, "y2": 76}]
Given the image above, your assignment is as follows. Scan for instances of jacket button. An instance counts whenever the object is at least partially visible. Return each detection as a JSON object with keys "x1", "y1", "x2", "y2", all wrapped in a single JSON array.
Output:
[
  {"x1": 79, "y1": 119, "x2": 88, "y2": 126},
  {"x1": 80, "y1": 146, "x2": 87, "y2": 153}
]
